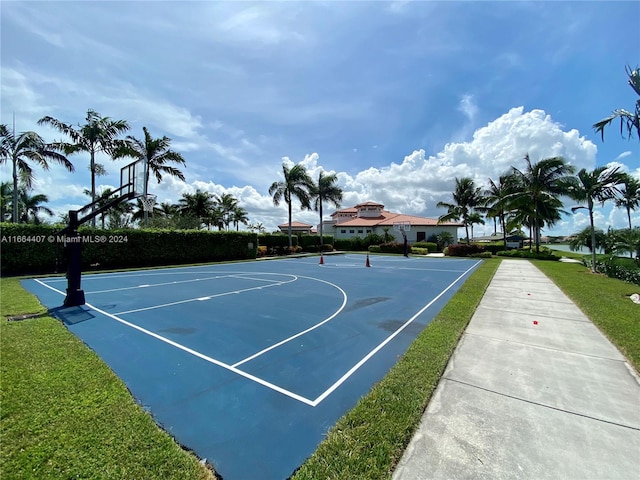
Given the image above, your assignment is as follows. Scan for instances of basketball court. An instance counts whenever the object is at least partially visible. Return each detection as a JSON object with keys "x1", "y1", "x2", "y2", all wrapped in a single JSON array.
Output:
[{"x1": 23, "y1": 254, "x2": 479, "y2": 479}]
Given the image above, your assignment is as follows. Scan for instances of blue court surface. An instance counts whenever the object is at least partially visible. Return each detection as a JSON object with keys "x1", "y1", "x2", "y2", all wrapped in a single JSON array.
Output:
[{"x1": 23, "y1": 254, "x2": 480, "y2": 479}]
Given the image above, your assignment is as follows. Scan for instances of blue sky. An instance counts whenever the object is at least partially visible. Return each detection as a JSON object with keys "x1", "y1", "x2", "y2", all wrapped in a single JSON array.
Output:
[{"x1": 1, "y1": 0, "x2": 639, "y2": 236}]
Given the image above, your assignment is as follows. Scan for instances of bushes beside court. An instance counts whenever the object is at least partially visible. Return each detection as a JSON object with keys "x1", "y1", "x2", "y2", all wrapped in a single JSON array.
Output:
[
  {"x1": 0, "y1": 223, "x2": 258, "y2": 275},
  {"x1": 496, "y1": 249, "x2": 560, "y2": 261}
]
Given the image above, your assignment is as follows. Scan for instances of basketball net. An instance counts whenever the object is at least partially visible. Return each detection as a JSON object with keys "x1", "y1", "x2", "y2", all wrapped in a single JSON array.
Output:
[{"x1": 140, "y1": 194, "x2": 157, "y2": 212}]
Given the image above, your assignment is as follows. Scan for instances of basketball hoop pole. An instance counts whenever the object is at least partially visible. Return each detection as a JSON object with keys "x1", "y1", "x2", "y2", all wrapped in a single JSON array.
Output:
[
  {"x1": 64, "y1": 211, "x2": 85, "y2": 307},
  {"x1": 59, "y1": 163, "x2": 138, "y2": 307}
]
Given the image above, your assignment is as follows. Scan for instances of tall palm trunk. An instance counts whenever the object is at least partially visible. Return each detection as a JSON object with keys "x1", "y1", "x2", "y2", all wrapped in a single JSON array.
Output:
[
  {"x1": 12, "y1": 155, "x2": 18, "y2": 223},
  {"x1": 90, "y1": 148, "x2": 96, "y2": 227},
  {"x1": 319, "y1": 200, "x2": 324, "y2": 245},
  {"x1": 588, "y1": 198, "x2": 598, "y2": 272}
]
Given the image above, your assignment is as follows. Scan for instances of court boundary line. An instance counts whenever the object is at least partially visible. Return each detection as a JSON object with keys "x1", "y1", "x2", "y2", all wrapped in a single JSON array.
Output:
[
  {"x1": 309, "y1": 260, "x2": 481, "y2": 405},
  {"x1": 32, "y1": 259, "x2": 480, "y2": 407},
  {"x1": 33, "y1": 279, "x2": 317, "y2": 406}
]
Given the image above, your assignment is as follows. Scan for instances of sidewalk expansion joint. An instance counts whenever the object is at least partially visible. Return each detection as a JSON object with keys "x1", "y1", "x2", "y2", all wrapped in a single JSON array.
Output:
[
  {"x1": 476, "y1": 305, "x2": 590, "y2": 323},
  {"x1": 463, "y1": 332, "x2": 627, "y2": 363},
  {"x1": 443, "y1": 377, "x2": 640, "y2": 432}
]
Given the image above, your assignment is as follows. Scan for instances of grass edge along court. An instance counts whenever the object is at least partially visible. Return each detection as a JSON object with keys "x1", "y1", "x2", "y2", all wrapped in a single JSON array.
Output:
[{"x1": 2, "y1": 257, "x2": 639, "y2": 479}]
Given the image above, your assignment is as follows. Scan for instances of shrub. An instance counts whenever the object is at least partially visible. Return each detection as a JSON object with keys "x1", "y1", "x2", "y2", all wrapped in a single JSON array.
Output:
[
  {"x1": 0, "y1": 223, "x2": 258, "y2": 275},
  {"x1": 285, "y1": 246, "x2": 303, "y2": 255},
  {"x1": 320, "y1": 244, "x2": 334, "y2": 252},
  {"x1": 446, "y1": 244, "x2": 486, "y2": 257},
  {"x1": 413, "y1": 241, "x2": 438, "y2": 252},
  {"x1": 495, "y1": 249, "x2": 560, "y2": 261},
  {"x1": 259, "y1": 233, "x2": 296, "y2": 248},
  {"x1": 584, "y1": 258, "x2": 640, "y2": 285},
  {"x1": 470, "y1": 251, "x2": 492, "y2": 258},
  {"x1": 257, "y1": 246, "x2": 267, "y2": 257},
  {"x1": 363, "y1": 233, "x2": 385, "y2": 246},
  {"x1": 411, "y1": 247, "x2": 428, "y2": 255},
  {"x1": 368, "y1": 245, "x2": 381, "y2": 253},
  {"x1": 379, "y1": 242, "x2": 405, "y2": 254},
  {"x1": 481, "y1": 244, "x2": 506, "y2": 255}
]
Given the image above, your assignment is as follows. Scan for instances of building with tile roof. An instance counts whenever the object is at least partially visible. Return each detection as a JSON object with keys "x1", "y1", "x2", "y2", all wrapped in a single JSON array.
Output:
[
  {"x1": 321, "y1": 201, "x2": 462, "y2": 243},
  {"x1": 277, "y1": 221, "x2": 315, "y2": 235}
]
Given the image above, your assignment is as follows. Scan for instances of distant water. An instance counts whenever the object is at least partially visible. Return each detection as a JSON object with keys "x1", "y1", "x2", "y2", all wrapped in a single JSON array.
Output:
[{"x1": 548, "y1": 244, "x2": 603, "y2": 254}]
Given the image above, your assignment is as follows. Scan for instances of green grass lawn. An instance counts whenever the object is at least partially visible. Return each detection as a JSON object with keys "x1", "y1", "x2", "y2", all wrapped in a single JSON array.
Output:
[
  {"x1": 534, "y1": 260, "x2": 640, "y2": 371},
  {"x1": 2, "y1": 256, "x2": 638, "y2": 479},
  {"x1": 0, "y1": 278, "x2": 216, "y2": 480}
]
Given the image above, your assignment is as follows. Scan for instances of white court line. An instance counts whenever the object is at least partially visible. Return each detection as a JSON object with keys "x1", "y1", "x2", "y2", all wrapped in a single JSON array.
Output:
[
  {"x1": 113, "y1": 275, "x2": 297, "y2": 315},
  {"x1": 308, "y1": 260, "x2": 481, "y2": 406},
  {"x1": 33, "y1": 279, "x2": 316, "y2": 406},
  {"x1": 87, "y1": 273, "x2": 285, "y2": 295},
  {"x1": 33, "y1": 260, "x2": 480, "y2": 407},
  {"x1": 232, "y1": 276, "x2": 348, "y2": 367}
]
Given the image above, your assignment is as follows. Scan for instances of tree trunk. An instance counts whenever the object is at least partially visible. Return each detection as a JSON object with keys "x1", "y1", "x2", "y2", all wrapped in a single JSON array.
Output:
[
  {"x1": 90, "y1": 148, "x2": 96, "y2": 227},
  {"x1": 288, "y1": 202, "x2": 293, "y2": 248},
  {"x1": 589, "y1": 200, "x2": 597, "y2": 273},
  {"x1": 319, "y1": 200, "x2": 324, "y2": 246},
  {"x1": 12, "y1": 154, "x2": 18, "y2": 223}
]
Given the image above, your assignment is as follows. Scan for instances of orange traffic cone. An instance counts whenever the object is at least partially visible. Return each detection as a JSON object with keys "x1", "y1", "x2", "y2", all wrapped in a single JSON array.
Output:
[
  {"x1": 365, "y1": 254, "x2": 371, "y2": 267},
  {"x1": 319, "y1": 254, "x2": 324, "y2": 265}
]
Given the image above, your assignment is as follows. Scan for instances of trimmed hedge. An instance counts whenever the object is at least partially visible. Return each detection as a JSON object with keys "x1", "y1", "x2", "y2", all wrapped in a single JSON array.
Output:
[
  {"x1": 299, "y1": 235, "x2": 334, "y2": 252},
  {"x1": 379, "y1": 242, "x2": 405, "y2": 254},
  {"x1": 445, "y1": 244, "x2": 487, "y2": 257},
  {"x1": 495, "y1": 249, "x2": 560, "y2": 261},
  {"x1": 412, "y1": 241, "x2": 438, "y2": 252},
  {"x1": 0, "y1": 223, "x2": 258, "y2": 275}
]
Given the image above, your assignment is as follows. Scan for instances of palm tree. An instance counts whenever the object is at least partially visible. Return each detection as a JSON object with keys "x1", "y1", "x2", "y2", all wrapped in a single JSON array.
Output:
[
  {"x1": 17, "y1": 188, "x2": 54, "y2": 224},
  {"x1": 108, "y1": 200, "x2": 134, "y2": 229},
  {"x1": 508, "y1": 154, "x2": 575, "y2": 252},
  {"x1": 83, "y1": 187, "x2": 115, "y2": 229},
  {"x1": 158, "y1": 201, "x2": 178, "y2": 217},
  {"x1": 214, "y1": 193, "x2": 239, "y2": 230},
  {"x1": 467, "y1": 212, "x2": 485, "y2": 240},
  {"x1": 566, "y1": 166, "x2": 625, "y2": 270},
  {"x1": 269, "y1": 163, "x2": 314, "y2": 247},
  {"x1": 1, "y1": 181, "x2": 13, "y2": 221},
  {"x1": 612, "y1": 227, "x2": 640, "y2": 262},
  {"x1": 178, "y1": 189, "x2": 215, "y2": 229},
  {"x1": 593, "y1": 65, "x2": 640, "y2": 142},
  {"x1": 117, "y1": 126, "x2": 186, "y2": 225},
  {"x1": 311, "y1": 171, "x2": 343, "y2": 246},
  {"x1": 249, "y1": 222, "x2": 266, "y2": 233},
  {"x1": 0, "y1": 124, "x2": 74, "y2": 223},
  {"x1": 615, "y1": 173, "x2": 640, "y2": 230},
  {"x1": 437, "y1": 177, "x2": 484, "y2": 244},
  {"x1": 483, "y1": 174, "x2": 517, "y2": 247},
  {"x1": 569, "y1": 226, "x2": 607, "y2": 254},
  {"x1": 230, "y1": 205, "x2": 249, "y2": 231},
  {"x1": 38, "y1": 109, "x2": 129, "y2": 226}
]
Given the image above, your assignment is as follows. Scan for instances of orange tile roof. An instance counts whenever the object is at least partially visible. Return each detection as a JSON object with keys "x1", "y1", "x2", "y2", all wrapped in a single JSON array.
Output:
[
  {"x1": 335, "y1": 210, "x2": 461, "y2": 227},
  {"x1": 278, "y1": 221, "x2": 314, "y2": 228}
]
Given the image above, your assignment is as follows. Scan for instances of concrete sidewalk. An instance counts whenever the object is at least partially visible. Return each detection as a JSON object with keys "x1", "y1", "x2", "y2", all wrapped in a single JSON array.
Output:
[{"x1": 393, "y1": 259, "x2": 640, "y2": 480}]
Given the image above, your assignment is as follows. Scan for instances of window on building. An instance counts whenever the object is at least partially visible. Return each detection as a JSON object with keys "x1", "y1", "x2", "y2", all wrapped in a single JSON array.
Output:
[
  {"x1": 366, "y1": 229, "x2": 372, "y2": 233},
  {"x1": 341, "y1": 229, "x2": 346, "y2": 233},
  {"x1": 349, "y1": 230, "x2": 355, "y2": 234},
  {"x1": 358, "y1": 229, "x2": 363, "y2": 234},
  {"x1": 417, "y1": 231, "x2": 426, "y2": 242}
]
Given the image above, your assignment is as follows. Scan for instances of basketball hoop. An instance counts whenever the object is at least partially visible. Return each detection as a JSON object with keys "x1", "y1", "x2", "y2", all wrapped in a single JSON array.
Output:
[
  {"x1": 393, "y1": 221, "x2": 411, "y2": 236},
  {"x1": 140, "y1": 194, "x2": 157, "y2": 212}
]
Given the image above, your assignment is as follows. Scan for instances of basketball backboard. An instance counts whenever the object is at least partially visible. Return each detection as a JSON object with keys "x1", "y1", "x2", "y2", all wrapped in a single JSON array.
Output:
[
  {"x1": 393, "y1": 221, "x2": 411, "y2": 233},
  {"x1": 120, "y1": 159, "x2": 146, "y2": 198}
]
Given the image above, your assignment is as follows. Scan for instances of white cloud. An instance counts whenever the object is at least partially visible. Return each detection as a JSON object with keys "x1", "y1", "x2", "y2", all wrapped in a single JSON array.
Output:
[{"x1": 458, "y1": 94, "x2": 478, "y2": 123}]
